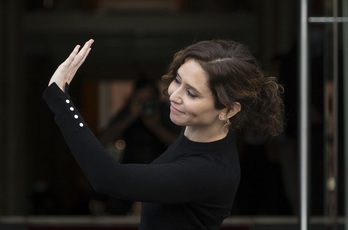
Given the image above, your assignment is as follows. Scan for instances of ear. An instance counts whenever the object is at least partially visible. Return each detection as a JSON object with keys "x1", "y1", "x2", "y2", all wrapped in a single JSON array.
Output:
[{"x1": 219, "y1": 102, "x2": 241, "y2": 120}]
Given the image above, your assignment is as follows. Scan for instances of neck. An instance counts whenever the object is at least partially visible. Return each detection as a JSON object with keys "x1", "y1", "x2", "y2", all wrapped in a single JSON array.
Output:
[{"x1": 184, "y1": 125, "x2": 228, "y2": 142}]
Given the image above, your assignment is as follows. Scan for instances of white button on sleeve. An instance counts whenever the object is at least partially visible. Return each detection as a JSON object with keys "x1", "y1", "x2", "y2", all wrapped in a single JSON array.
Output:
[
  {"x1": 70, "y1": 107, "x2": 75, "y2": 111},
  {"x1": 79, "y1": 123, "x2": 84, "y2": 127},
  {"x1": 74, "y1": 115, "x2": 79, "y2": 119},
  {"x1": 65, "y1": 99, "x2": 70, "y2": 104}
]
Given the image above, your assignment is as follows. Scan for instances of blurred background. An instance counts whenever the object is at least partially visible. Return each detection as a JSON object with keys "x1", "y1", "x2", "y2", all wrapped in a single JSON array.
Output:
[{"x1": 0, "y1": 0, "x2": 346, "y2": 229}]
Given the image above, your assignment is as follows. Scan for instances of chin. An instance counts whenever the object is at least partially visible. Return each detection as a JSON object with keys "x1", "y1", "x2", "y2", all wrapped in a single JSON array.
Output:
[{"x1": 169, "y1": 115, "x2": 184, "y2": 126}]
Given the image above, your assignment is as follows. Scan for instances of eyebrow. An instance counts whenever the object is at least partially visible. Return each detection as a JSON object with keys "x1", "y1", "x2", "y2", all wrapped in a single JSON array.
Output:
[{"x1": 177, "y1": 73, "x2": 203, "y2": 96}]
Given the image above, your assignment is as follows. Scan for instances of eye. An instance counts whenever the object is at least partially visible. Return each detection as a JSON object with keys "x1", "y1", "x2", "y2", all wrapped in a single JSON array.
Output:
[
  {"x1": 173, "y1": 74, "x2": 197, "y2": 98},
  {"x1": 174, "y1": 76, "x2": 181, "y2": 84},
  {"x1": 187, "y1": 90, "x2": 197, "y2": 98}
]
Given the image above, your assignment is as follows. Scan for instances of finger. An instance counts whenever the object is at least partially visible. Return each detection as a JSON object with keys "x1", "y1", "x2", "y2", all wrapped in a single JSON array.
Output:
[
  {"x1": 78, "y1": 48, "x2": 92, "y2": 65},
  {"x1": 73, "y1": 39, "x2": 94, "y2": 66},
  {"x1": 48, "y1": 40, "x2": 94, "y2": 89},
  {"x1": 66, "y1": 40, "x2": 94, "y2": 83},
  {"x1": 65, "y1": 47, "x2": 92, "y2": 85},
  {"x1": 77, "y1": 40, "x2": 94, "y2": 59},
  {"x1": 63, "y1": 45, "x2": 81, "y2": 66},
  {"x1": 71, "y1": 44, "x2": 81, "y2": 56}
]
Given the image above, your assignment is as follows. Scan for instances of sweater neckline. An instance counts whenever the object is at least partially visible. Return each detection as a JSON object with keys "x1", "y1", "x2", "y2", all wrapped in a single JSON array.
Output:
[{"x1": 179, "y1": 128, "x2": 234, "y2": 151}]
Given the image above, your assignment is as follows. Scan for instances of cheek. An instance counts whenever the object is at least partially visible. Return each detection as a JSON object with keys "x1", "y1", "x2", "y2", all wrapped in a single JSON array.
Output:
[
  {"x1": 184, "y1": 101, "x2": 202, "y2": 116},
  {"x1": 187, "y1": 101, "x2": 218, "y2": 118}
]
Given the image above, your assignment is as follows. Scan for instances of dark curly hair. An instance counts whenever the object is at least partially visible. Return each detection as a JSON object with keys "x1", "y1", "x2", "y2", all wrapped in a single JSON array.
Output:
[{"x1": 162, "y1": 39, "x2": 285, "y2": 137}]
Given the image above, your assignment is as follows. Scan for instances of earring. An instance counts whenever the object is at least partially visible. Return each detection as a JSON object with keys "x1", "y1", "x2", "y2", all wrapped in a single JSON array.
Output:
[
  {"x1": 222, "y1": 118, "x2": 231, "y2": 131},
  {"x1": 225, "y1": 119, "x2": 231, "y2": 126},
  {"x1": 219, "y1": 115, "x2": 226, "y2": 120},
  {"x1": 219, "y1": 114, "x2": 231, "y2": 129}
]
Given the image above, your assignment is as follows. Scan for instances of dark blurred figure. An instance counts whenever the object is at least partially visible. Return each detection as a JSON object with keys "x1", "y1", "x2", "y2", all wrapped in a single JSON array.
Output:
[{"x1": 95, "y1": 76, "x2": 180, "y2": 215}]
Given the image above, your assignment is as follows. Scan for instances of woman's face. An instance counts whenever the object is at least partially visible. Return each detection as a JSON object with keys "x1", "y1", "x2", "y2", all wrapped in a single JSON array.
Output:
[{"x1": 168, "y1": 59, "x2": 223, "y2": 131}]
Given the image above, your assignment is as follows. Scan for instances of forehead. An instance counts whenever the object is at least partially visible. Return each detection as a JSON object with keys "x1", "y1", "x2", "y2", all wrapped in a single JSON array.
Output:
[{"x1": 178, "y1": 59, "x2": 212, "y2": 94}]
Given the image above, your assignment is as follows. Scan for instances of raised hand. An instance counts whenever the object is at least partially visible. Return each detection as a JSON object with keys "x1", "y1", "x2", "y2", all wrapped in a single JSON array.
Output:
[{"x1": 48, "y1": 39, "x2": 94, "y2": 91}]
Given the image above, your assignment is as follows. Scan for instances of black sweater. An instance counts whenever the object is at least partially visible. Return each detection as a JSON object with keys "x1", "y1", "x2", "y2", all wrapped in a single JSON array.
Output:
[{"x1": 43, "y1": 83, "x2": 241, "y2": 230}]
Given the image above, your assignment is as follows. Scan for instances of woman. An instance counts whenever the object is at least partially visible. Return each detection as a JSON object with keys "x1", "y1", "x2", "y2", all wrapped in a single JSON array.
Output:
[{"x1": 43, "y1": 39, "x2": 284, "y2": 229}]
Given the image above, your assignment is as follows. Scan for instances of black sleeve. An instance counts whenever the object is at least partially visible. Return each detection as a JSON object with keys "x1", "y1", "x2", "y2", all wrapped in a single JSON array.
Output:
[{"x1": 43, "y1": 83, "x2": 220, "y2": 203}]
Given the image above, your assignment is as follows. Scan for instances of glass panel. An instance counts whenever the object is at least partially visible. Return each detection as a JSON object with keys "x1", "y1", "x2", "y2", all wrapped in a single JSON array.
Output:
[
  {"x1": 308, "y1": 0, "x2": 325, "y2": 217},
  {"x1": 343, "y1": 0, "x2": 348, "y2": 229},
  {"x1": 308, "y1": 1, "x2": 345, "y2": 228},
  {"x1": 321, "y1": 0, "x2": 344, "y2": 228},
  {"x1": 323, "y1": 0, "x2": 336, "y2": 220}
]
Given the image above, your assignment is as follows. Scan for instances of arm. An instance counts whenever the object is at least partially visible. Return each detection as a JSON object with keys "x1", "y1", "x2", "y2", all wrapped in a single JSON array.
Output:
[
  {"x1": 43, "y1": 84, "x2": 219, "y2": 203},
  {"x1": 43, "y1": 40, "x2": 220, "y2": 203}
]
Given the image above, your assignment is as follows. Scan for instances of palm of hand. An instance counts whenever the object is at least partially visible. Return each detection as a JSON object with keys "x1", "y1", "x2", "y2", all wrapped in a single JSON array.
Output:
[{"x1": 48, "y1": 39, "x2": 94, "y2": 91}]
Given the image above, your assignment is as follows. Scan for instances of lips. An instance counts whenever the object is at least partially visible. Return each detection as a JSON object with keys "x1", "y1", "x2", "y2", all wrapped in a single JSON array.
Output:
[{"x1": 170, "y1": 105, "x2": 184, "y2": 114}]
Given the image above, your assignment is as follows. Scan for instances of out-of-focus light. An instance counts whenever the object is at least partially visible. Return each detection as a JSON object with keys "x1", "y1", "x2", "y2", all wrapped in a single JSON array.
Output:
[{"x1": 115, "y1": 139, "x2": 126, "y2": 150}]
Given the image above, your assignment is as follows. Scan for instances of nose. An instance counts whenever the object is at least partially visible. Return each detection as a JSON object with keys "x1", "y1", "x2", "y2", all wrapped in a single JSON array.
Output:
[{"x1": 169, "y1": 84, "x2": 182, "y2": 104}]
